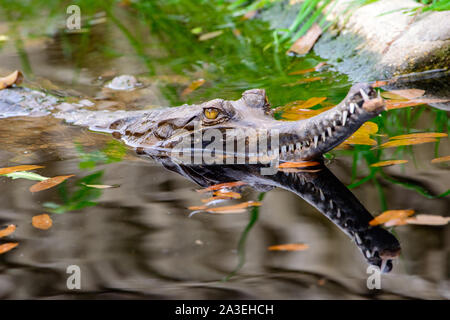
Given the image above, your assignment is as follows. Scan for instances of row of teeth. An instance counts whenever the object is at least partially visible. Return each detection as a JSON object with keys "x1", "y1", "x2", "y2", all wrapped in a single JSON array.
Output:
[{"x1": 278, "y1": 100, "x2": 361, "y2": 154}]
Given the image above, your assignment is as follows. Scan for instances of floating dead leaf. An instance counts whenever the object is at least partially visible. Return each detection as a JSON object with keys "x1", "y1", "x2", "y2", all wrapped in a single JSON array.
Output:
[
  {"x1": 196, "y1": 181, "x2": 247, "y2": 193},
  {"x1": 405, "y1": 214, "x2": 450, "y2": 226},
  {"x1": 281, "y1": 105, "x2": 333, "y2": 121},
  {"x1": 29, "y1": 175, "x2": 74, "y2": 192},
  {"x1": 201, "y1": 196, "x2": 229, "y2": 203},
  {"x1": 282, "y1": 76, "x2": 324, "y2": 87},
  {"x1": 370, "y1": 160, "x2": 408, "y2": 167},
  {"x1": 278, "y1": 161, "x2": 320, "y2": 168},
  {"x1": 288, "y1": 62, "x2": 327, "y2": 76},
  {"x1": 198, "y1": 30, "x2": 223, "y2": 41},
  {"x1": 181, "y1": 78, "x2": 205, "y2": 97},
  {"x1": 369, "y1": 209, "x2": 415, "y2": 226},
  {"x1": 0, "y1": 70, "x2": 23, "y2": 89},
  {"x1": 83, "y1": 183, "x2": 119, "y2": 189},
  {"x1": 372, "y1": 80, "x2": 388, "y2": 88},
  {"x1": 0, "y1": 224, "x2": 16, "y2": 238},
  {"x1": 389, "y1": 132, "x2": 448, "y2": 140},
  {"x1": 381, "y1": 92, "x2": 408, "y2": 100},
  {"x1": 431, "y1": 155, "x2": 450, "y2": 163},
  {"x1": 188, "y1": 205, "x2": 208, "y2": 211},
  {"x1": 387, "y1": 89, "x2": 425, "y2": 100},
  {"x1": 268, "y1": 243, "x2": 309, "y2": 251},
  {"x1": 336, "y1": 122, "x2": 379, "y2": 148},
  {"x1": 32, "y1": 214, "x2": 53, "y2": 230},
  {"x1": 287, "y1": 23, "x2": 322, "y2": 56},
  {"x1": 289, "y1": 97, "x2": 327, "y2": 110},
  {"x1": 0, "y1": 165, "x2": 44, "y2": 175},
  {"x1": 278, "y1": 168, "x2": 323, "y2": 173},
  {"x1": 205, "y1": 201, "x2": 261, "y2": 214},
  {"x1": 377, "y1": 138, "x2": 437, "y2": 149},
  {"x1": 0, "y1": 242, "x2": 18, "y2": 254},
  {"x1": 213, "y1": 190, "x2": 242, "y2": 199}
]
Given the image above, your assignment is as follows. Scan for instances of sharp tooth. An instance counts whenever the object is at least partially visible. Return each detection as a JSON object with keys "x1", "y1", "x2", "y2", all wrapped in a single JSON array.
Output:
[
  {"x1": 327, "y1": 127, "x2": 332, "y2": 137},
  {"x1": 365, "y1": 250, "x2": 372, "y2": 258},
  {"x1": 289, "y1": 144, "x2": 294, "y2": 152},
  {"x1": 360, "y1": 88, "x2": 370, "y2": 101},
  {"x1": 314, "y1": 136, "x2": 318, "y2": 148},
  {"x1": 377, "y1": 89, "x2": 381, "y2": 99},
  {"x1": 355, "y1": 233, "x2": 362, "y2": 245},
  {"x1": 296, "y1": 142, "x2": 302, "y2": 150},
  {"x1": 329, "y1": 200, "x2": 334, "y2": 209},
  {"x1": 333, "y1": 120, "x2": 337, "y2": 127},
  {"x1": 337, "y1": 208, "x2": 341, "y2": 218},
  {"x1": 319, "y1": 189, "x2": 325, "y2": 201},
  {"x1": 342, "y1": 110, "x2": 348, "y2": 126},
  {"x1": 281, "y1": 145, "x2": 287, "y2": 153},
  {"x1": 349, "y1": 103, "x2": 356, "y2": 114},
  {"x1": 305, "y1": 140, "x2": 310, "y2": 147},
  {"x1": 322, "y1": 132, "x2": 326, "y2": 142}
]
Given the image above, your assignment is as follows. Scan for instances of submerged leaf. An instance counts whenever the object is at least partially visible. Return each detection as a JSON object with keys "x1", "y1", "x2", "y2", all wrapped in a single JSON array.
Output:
[
  {"x1": 268, "y1": 243, "x2": 309, "y2": 251},
  {"x1": 282, "y1": 76, "x2": 324, "y2": 87},
  {"x1": 370, "y1": 160, "x2": 408, "y2": 167},
  {"x1": 0, "y1": 242, "x2": 18, "y2": 254},
  {"x1": 377, "y1": 138, "x2": 437, "y2": 149},
  {"x1": 287, "y1": 23, "x2": 322, "y2": 56},
  {"x1": 32, "y1": 214, "x2": 53, "y2": 230},
  {"x1": 389, "y1": 132, "x2": 448, "y2": 140},
  {"x1": 198, "y1": 30, "x2": 223, "y2": 41},
  {"x1": 181, "y1": 78, "x2": 205, "y2": 97},
  {"x1": 288, "y1": 62, "x2": 327, "y2": 75},
  {"x1": 0, "y1": 165, "x2": 44, "y2": 175},
  {"x1": 0, "y1": 70, "x2": 23, "y2": 89},
  {"x1": 431, "y1": 155, "x2": 450, "y2": 163},
  {"x1": 29, "y1": 175, "x2": 75, "y2": 192},
  {"x1": 369, "y1": 209, "x2": 415, "y2": 226},
  {"x1": 196, "y1": 181, "x2": 247, "y2": 193},
  {"x1": 0, "y1": 224, "x2": 16, "y2": 238},
  {"x1": 82, "y1": 183, "x2": 119, "y2": 189}
]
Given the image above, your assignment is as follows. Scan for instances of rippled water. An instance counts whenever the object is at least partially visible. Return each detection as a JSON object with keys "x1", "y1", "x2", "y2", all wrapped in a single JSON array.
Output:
[{"x1": 0, "y1": 1, "x2": 449, "y2": 299}]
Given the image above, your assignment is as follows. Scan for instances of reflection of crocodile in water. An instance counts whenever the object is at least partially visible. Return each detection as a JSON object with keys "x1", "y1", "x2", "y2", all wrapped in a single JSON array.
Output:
[{"x1": 0, "y1": 81, "x2": 400, "y2": 271}]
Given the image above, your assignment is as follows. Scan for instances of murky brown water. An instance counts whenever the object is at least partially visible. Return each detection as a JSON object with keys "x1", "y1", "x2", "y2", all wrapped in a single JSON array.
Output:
[{"x1": 0, "y1": 2, "x2": 449, "y2": 299}]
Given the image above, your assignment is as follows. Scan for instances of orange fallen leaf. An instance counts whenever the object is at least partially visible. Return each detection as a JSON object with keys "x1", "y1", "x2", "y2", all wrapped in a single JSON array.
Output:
[
  {"x1": 29, "y1": 175, "x2": 74, "y2": 192},
  {"x1": 336, "y1": 122, "x2": 379, "y2": 148},
  {"x1": 213, "y1": 190, "x2": 242, "y2": 199},
  {"x1": 196, "y1": 181, "x2": 247, "y2": 193},
  {"x1": 181, "y1": 78, "x2": 205, "y2": 97},
  {"x1": 281, "y1": 105, "x2": 333, "y2": 121},
  {"x1": 369, "y1": 209, "x2": 415, "y2": 226},
  {"x1": 0, "y1": 70, "x2": 23, "y2": 89},
  {"x1": 205, "y1": 201, "x2": 261, "y2": 214},
  {"x1": 32, "y1": 214, "x2": 53, "y2": 230},
  {"x1": 278, "y1": 161, "x2": 320, "y2": 168},
  {"x1": 431, "y1": 155, "x2": 450, "y2": 163},
  {"x1": 0, "y1": 165, "x2": 44, "y2": 175},
  {"x1": 405, "y1": 214, "x2": 450, "y2": 226},
  {"x1": 198, "y1": 30, "x2": 223, "y2": 41},
  {"x1": 372, "y1": 80, "x2": 388, "y2": 88},
  {"x1": 288, "y1": 62, "x2": 327, "y2": 76},
  {"x1": 288, "y1": 97, "x2": 327, "y2": 110},
  {"x1": 287, "y1": 23, "x2": 322, "y2": 56},
  {"x1": 0, "y1": 224, "x2": 16, "y2": 238},
  {"x1": 389, "y1": 132, "x2": 448, "y2": 140},
  {"x1": 370, "y1": 160, "x2": 408, "y2": 167},
  {"x1": 278, "y1": 168, "x2": 322, "y2": 173},
  {"x1": 268, "y1": 243, "x2": 309, "y2": 251},
  {"x1": 188, "y1": 205, "x2": 208, "y2": 211},
  {"x1": 0, "y1": 242, "x2": 18, "y2": 254},
  {"x1": 201, "y1": 196, "x2": 229, "y2": 203},
  {"x1": 377, "y1": 138, "x2": 437, "y2": 149},
  {"x1": 282, "y1": 76, "x2": 324, "y2": 87}
]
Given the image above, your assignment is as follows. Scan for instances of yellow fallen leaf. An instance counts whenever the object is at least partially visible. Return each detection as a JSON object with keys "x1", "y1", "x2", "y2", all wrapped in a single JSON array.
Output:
[
  {"x1": 0, "y1": 165, "x2": 44, "y2": 175},
  {"x1": 0, "y1": 242, "x2": 18, "y2": 254},
  {"x1": 431, "y1": 155, "x2": 450, "y2": 163},
  {"x1": 278, "y1": 161, "x2": 320, "y2": 168},
  {"x1": 0, "y1": 224, "x2": 16, "y2": 238},
  {"x1": 29, "y1": 175, "x2": 75, "y2": 192},
  {"x1": 83, "y1": 184, "x2": 119, "y2": 189},
  {"x1": 0, "y1": 70, "x2": 23, "y2": 89},
  {"x1": 381, "y1": 92, "x2": 408, "y2": 100},
  {"x1": 389, "y1": 132, "x2": 448, "y2": 140},
  {"x1": 196, "y1": 181, "x2": 247, "y2": 193},
  {"x1": 198, "y1": 30, "x2": 223, "y2": 41},
  {"x1": 181, "y1": 78, "x2": 205, "y2": 97},
  {"x1": 406, "y1": 214, "x2": 450, "y2": 226},
  {"x1": 32, "y1": 214, "x2": 53, "y2": 230},
  {"x1": 336, "y1": 122, "x2": 379, "y2": 147},
  {"x1": 281, "y1": 105, "x2": 334, "y2": 121},
  {"x1": 377, "y1": 138, "x2": 437, "y2": 149},
  {"x1": 370, "y1": 160, "x2": 408, "y2": 167},
  {"x1": 369, "y1": 209, "x2": 415, "y2": 226},
  {"x1": 268, "y1": 243, "x2": 309, "y2": 251},
  {"x1": 287, "y1": 23, "x2": 322, "y2": 56},
  {"x1": 289, "y1": 97, "x2": 327, "y2": 110}
]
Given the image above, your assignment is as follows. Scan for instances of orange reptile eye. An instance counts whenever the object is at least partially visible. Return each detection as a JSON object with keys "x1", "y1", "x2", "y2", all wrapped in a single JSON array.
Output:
[{"x1": 204, "y1": 108, "x2": 219, "y2": 119}]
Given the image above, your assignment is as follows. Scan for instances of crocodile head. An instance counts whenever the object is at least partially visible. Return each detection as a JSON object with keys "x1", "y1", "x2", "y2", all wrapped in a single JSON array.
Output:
[{"x1": 107, "y1": 83, "x2": 385, "y2": 162}]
